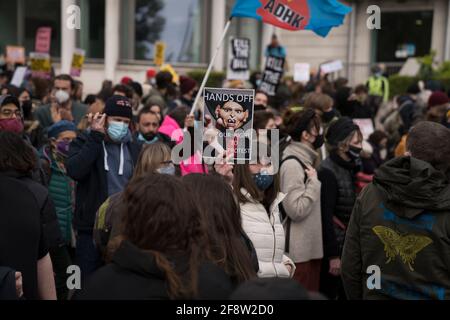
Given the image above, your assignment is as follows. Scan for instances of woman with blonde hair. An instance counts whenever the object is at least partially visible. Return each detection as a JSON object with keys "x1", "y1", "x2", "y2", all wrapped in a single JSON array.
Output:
[{"x1": 93, "y1": 142, "x2": 175, "y2": 259}]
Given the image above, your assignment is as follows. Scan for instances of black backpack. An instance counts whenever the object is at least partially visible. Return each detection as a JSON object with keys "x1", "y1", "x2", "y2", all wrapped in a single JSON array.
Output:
[{"x1": 279, "y1": 155, "x2": 309, "y2": 254}]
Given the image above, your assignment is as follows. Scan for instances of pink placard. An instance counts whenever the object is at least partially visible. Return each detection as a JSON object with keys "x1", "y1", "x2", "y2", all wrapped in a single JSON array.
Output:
[{"x1": 35, "y1": 27, "x2": 52, "y2": 53}]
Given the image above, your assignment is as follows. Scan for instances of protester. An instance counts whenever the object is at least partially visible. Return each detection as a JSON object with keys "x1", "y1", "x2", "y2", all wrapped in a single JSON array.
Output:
[
  {"x1": 231, "y1": 148, "x2": 295, "y2": 278},
  {"x1": 361, "y1": 130, "x2": 388, "y2": 174},
  {"x1": 0, "y1": 131, "x2": 56, "y2": 300},
  {"x1": 318, "y1": 117, "x2": 363, "y2": 299},
  {"x1": 73, "y1": 80, "x2": 83, "y2": 103},
  {"x1": 366, "y1": 65, "x2": 389, "y2": 115},
  {"x1": 34, "y1": 74, "x2": 88, "y2": 129},
  {"x1": 426, "y1": 91, "x2": 449, "y2": 123},
  {"x1": 74, "y1": 174, "x2": 233, "y2": 300},
  {"x1": 129, "y1": 81, "x2": 144, "y2": 117},
  {"x1": 342, "y1": 121, "x2": 450, "y2": 300},
  {"x1": 39, "y1": 120, "x2": 77, "y2": 299},
  {"x1": 304, "y1": 92, "x2": 339, "y2": 128},
  {"x1": 182, "y1": 174, "x2": 258, "y2": 285},
  {"x1": 178, "y1": 76, "x2": 198, "y2": 110},
  {"x1": 346, "y1": 85, "x2": 373, "y2": 119},
  {"x1": 265, "y1": 34, "x2": 287, "y2": 59},
  {"x1": 280, "y1": 109, "x2": 324, "y2": 292},
  {"x1": 66, "y1": 95, "x2": 142, "y2": 276},
  {"x1": 135, "y1": 106, "x2": 162, "y2": 145},
  {"x1": 94, "y1": 142, "x2": 174, "y2": 258},
  {"x1": 254, "y1": 90, "x2": 269, "y2": 111},
  {"x1": 0, "y1": 94, "x2": 24, "y2": 134},
  {"x1": 112, "y1": 84, "x2": 133, "y2": 99},
  {"x1": 145, "y1": 71, "x2": 174, "y2": 113}
]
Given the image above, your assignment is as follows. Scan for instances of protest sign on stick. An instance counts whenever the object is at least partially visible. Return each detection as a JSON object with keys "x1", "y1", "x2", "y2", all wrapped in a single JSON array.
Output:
[
  {"x1": 154, "y1": 41, "x2": 166, "y2": 67},
  {"x1": 259, "y1": 55, "x2": 285, "y2": 96},
  {"x1": 294, "y1": 63, "x2": 310, "y2": 83},
  {"x1": 30, "y1": 52, "x2": 52, "y2": 79},
  {"x1": 202, "y1": 88, "x2": 255, "y2": 162},
  {"x1": 35, "y1": 27, "x2": 52, "y2": 54},
  {"x1": 227, "y1": 37, "x2": 250, "y2": 81},
  {"x1": 70, "y1": 49, "x2": 86, "y2": 77},
  {"x1": 6, "y1": 46, "x2": 26, "y2": 65}
]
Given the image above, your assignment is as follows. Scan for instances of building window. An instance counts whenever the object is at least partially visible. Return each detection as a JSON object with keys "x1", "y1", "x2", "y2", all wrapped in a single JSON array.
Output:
[
  {"x1": 375, "y1": 11, "x2": 433, "y2": 63},
  {"x1": 24, "y1": 0, "x2": 61, "y2": 57},
  {"x1": 133, "y1": 0, "x2": 207, "y2": 63},
  {"x1": 79, "y1": 0, "x2": 105, "y2": 59},
  {"x1": 0, "y1": 1, "x2": 18, "y2": 51}
]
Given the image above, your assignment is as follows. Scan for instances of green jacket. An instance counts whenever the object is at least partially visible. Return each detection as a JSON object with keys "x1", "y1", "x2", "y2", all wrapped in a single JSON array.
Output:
[
  {"x1": 342, "y1": 156, "x2": 450, "y2": 300},
  {"x1": 41, "y1": 146, "x2": 75, "y2": 244}
]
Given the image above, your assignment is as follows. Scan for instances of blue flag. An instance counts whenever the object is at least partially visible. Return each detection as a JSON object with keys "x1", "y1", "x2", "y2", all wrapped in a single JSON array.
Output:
[{"x1": 231, "y1": 0, "x2": 352, "y2": 37}]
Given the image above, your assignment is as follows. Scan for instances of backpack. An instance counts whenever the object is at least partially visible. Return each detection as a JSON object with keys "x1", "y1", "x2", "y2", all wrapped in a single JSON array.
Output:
[{"x1": 279, "y1": 154, "x2": 309, "y2": 254}]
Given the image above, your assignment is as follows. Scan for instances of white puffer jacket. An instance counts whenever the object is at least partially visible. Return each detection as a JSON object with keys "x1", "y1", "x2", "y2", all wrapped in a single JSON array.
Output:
[{"x1": 239, "y1": 188, "x2": 295, "y2": 278}]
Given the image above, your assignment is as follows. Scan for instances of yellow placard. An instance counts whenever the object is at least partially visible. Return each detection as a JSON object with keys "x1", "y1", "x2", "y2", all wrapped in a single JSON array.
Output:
[
  {"x1": 154, "y1": 41, "x2": 166, "y2": 66},
  {"x1": 30, "y1": 52, "x2": 51, "y2": 78}
]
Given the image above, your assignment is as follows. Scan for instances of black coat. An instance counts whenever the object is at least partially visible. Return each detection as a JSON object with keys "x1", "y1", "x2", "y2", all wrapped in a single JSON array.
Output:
[
  {"x1": 73, "y1": 241, "x2": 234, "y2": 300},
  {"x1": 66, "y1": 131, "x2": 142, "y2": 232},
  {"x1": 0, "y1": 172, "x2": 50, "y2": 300}
]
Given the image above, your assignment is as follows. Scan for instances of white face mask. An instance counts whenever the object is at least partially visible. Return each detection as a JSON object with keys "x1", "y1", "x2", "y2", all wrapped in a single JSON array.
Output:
[{"x1": 55, "y1": 90, "x2": 70, "y2": 105}]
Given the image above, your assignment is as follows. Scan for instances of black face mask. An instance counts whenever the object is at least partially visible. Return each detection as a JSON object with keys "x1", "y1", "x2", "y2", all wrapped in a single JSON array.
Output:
[
  {"x1": 312, "y1": 134, "x2": 324, "y2": 149},
  {"x1": 347, "y1": 146, "x2": 362, "y2": 161},
  {"x1": 322, "y1": 109, "x2": 336, "y2": 123},
  {"x1": 254, "y1": 104, "x2": 266, "y2": 111}
]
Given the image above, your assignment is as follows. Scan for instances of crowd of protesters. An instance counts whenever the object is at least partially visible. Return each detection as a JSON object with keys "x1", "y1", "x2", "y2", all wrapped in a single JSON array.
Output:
[{"x1": 0, "y1": 56, "x2": 449, "y2": 301}]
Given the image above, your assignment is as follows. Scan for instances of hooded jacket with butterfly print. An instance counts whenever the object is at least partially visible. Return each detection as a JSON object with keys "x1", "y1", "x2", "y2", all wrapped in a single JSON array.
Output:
[{"x1": 341, "y1": 156, "x2": 450, "y2": 300}]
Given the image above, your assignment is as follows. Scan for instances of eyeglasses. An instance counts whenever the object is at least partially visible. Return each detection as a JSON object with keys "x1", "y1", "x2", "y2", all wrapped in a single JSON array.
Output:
[{"x1": 0, "y1": 109, "x2": 22, "y2": 118}]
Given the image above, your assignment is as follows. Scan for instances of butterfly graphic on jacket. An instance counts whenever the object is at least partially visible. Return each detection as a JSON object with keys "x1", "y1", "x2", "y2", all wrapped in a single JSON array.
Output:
[{"x1": 372, "y1": 226, "x2": 433, "y2": 272}]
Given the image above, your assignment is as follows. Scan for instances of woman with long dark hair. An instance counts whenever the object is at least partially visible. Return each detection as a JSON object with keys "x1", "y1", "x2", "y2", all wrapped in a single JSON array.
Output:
[
  {"x1": 182, "y1": 174, "x2": 257, "y2": 285},
  {"x1": 75, "y1": 174, "x2": 233, "y2": 300},
  {"x1": 232, "y1": 146, "x2": 295, "y2": 278}
]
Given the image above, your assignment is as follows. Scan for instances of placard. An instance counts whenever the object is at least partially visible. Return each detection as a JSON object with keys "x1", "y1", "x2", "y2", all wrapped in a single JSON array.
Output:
[
  {"x1": 320, "y1": 60, "x2": 343, "y2": 74},
  {"x1": 29, "y1": 52, "x2": 51, "y2": 79},
  {"x1": 6, "y1": 46, "x2": 26, "y2": 65},
  {"x1": 35, "y1": 27, "x2": 52, "y2": 53},
  {"x1": 227, "y1": 37, "x2": 250, "y2": 81},
  {"x1": 154, "y1": 41, "x2": 166, "y2": 66},
  {"x1": 294, "y1": 63, "x2": 310, "y2": 82},
  {"x1": 202, "y1": 88, "x2": 255, "y2": 161},
  {"x1": 10, "y1": 66, "x2": 28, "y2": 87},
  {"x1": 259, "y1": 55, "x2": 285, "y2": 96},
  {"x1": 70, "y1": 48, "x2": 86, "y2": 77}
]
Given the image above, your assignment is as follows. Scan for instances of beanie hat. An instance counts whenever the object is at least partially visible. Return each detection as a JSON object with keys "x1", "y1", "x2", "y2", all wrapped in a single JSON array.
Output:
[
  {"x1": 130, "y1": 81, "x2": 143, "y2": 97},
  {"x1": 179, "y1": 76, "x2": 197, "y2": 95},
  {"x1": 120, "y1": 76, "x2": 133, "y2": 86},
  {"x1": 146, "y1": 68, "x2": 156, "y2": 79},
  {"x1": 104, "y1": 95, "x2": 133, "y2": 119},
  {"x1": 428, "y1": 91, "x2": 449, "y2": 109},
  {"x1": 326, "y1": 117, "x2": 359, "y2": 147},
  {"x1": 47, "y1": 120, "x2": 77, "y2": 139}
]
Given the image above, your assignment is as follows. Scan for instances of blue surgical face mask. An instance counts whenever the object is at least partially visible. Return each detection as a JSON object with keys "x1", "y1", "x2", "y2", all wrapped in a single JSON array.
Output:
[
  {"x1": 157, "y1": 164, "x2": 176, "y2": 176},
  {"x1": 253, "y1": 172, "x2": 274, "y2": 191},
  {"x1": 107, "y1": 121, "x2": 129, "y2": 142},
  {"x1": 138, "y1": 132, "x2": 158, "y2": 144}
]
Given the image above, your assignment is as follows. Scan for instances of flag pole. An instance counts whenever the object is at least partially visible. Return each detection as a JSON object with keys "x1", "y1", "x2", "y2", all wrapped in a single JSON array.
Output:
[{"x1": 189, "y1": 18, "x2": 232, "y2": 116}]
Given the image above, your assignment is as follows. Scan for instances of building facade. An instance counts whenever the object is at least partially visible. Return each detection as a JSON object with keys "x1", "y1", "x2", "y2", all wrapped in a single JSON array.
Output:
[{"x1": 0, "y1": 0, "x2": 449, "y2": 93}]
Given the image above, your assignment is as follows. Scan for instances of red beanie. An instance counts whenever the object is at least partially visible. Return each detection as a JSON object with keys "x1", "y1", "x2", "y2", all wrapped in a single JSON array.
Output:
[
  {"x1": 146, "y1": 68, "x2": 156, "y2": 79},
  {"x1": 121, "y1": 76, "x2": 133, "y2": 85},
  {"x1": 428, "y1": 91, "x2": 449, "y2": 109},
  {"x1": 179, "y1": 76, "x2": 197, "y2": 95}
]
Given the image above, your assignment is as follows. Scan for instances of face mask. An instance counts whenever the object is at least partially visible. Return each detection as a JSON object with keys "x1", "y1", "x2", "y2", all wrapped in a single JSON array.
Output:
[
  {"x1": 55, "y1": 140, "x2": 71, "y2": 157},
  {"x1": 253, "y1": 173, "x2": 274, "y2": 191},
  {"x1": 254, "y1": 104, "x2": 266, "y2": 112},
  {"x1": 312, "y1": 134, "x2": 324, "y2": 149},
  {"x1": 107, "y1": 121, "x2": 129, "y2": 142},
  {"x1": 322, "y1": 110, "x2": 336, "y2": 123},
  {"x1": 256, "y1": 79, "x2": 262, "y2": 87},
  {"x1": 55, "y1": 90, "x2": 70, "y2": 105},
  {"x1": 0, "y1": 118, "x2": 24, "y2": 134},
  {"x1": 138, "y1": 132, "x2": 158, "y2": 144},
  {"x1": 347, "y1": 146, "x2": 362, "y2": 161},
  {"x1": 157, "y1": 164, "x2": 176, "y2": 175}
]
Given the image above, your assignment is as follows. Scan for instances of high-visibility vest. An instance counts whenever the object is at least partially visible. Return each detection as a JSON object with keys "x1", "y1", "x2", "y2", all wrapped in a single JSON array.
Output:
[{"x1": 367, "y1": 76, "x2": 389, "y2": 102}]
